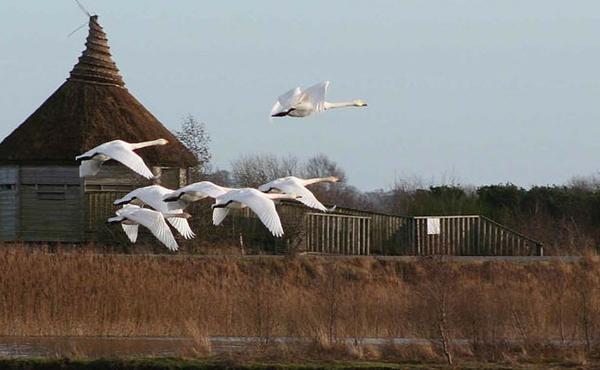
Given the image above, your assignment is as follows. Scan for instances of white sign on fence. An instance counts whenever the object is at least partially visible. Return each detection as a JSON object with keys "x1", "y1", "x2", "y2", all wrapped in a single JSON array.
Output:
[{"x1": 427, "y1": 217, "x2": 441, "y2": 235}]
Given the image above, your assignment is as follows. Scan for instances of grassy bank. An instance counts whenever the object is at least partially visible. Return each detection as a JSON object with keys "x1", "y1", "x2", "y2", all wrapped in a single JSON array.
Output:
[{"x1": 1, "y1": 246, "x2": 600, "y2": 364}]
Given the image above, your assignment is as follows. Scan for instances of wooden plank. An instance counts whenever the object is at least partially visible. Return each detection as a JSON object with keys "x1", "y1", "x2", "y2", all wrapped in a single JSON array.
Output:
[
  {"x1": 345, "y1": 218, "x2": 350, "y2": 255},
  {"x1": 336, "y1": 217, "x2": 341, "y2": 254},
  {"x1": 481, "y1": 219, "x2": 486, "y2": 255},
  {"x1": 20, "y1": 166, "x2": 80, "y2": 185},
  {"x1": 306, "y1": 215, "x2": 311, "y2": 251},
  {"x1": 487, "y1": 222, "x2": 493, "y2": 255},
  {"x1": 352, "y1": 219, "x2": 360, "y2": 254},
  {"x1": 461, "y1": 218, "x2": 466, "y2": 255},
  {"x1": 470, "y1": 218, "x2": 476, "y2": 255},
  {"x1": 418, "y1": 219, "x2": 423, "y2": 255},
  {"x1": 466, "y1": 217, "x2": 471, "y2": 255},
  {"x1": 361, "y1": 218, "x2": 366, "y2": 255},
  {"x1": 366, "y1": 219, "x2": 371, "y2": 255},
  {"x1": 492, "y1": 225, "x2": 498, "y2": 256},
  {"x1": 321, "y1": 215, "x2": 325, "y2": 253},
  {"x1": 465, "y1": 218, "x2": 470, "y2": 254}
]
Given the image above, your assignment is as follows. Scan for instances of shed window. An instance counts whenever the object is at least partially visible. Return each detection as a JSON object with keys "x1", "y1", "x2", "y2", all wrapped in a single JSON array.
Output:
[
  {"x1": 85, "y1": 184, "x2": 136, "y2": 192},
  {"x1": 0, "y1": 184, "x2": 15, "y2": 191}
]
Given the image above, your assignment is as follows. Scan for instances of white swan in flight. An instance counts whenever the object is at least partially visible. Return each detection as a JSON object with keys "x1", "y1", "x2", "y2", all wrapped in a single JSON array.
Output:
[
  {"x1": 270, "y1": 81, "x2": 367, "y2": 118},
  {"x1": 75, "y1": 139, "x2": 168, "y2": 179},
  {"x1": 162, "y1": 181, "x2": 231, "y2": 207},
  {"x1": 258, "y1": 176, "x2": 338, "y2": 212},
  {"x1": 113, "y1": 185, "x2": 195, "y2": 239},
  {"x1": 108, "y1": 204, "x2": 188, "y2": 251},
  {"x1": 212, "y1": 188, "x2": 300, "y2": 237}
]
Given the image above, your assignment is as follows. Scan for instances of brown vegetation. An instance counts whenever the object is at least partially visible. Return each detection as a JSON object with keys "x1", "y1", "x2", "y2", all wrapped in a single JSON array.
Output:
[{"x1": 1, "y1": 245, "x2": 600, "y2": 364}]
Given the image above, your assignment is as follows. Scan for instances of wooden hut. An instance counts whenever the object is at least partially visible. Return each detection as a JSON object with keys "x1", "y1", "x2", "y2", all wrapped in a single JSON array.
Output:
[{"x1": 0, "y1": 16, "x2": 197, "y2": 242}]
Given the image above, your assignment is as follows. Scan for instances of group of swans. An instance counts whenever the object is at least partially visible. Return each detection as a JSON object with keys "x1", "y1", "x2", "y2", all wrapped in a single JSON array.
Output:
[
  {"x1": 74, "y1": 78, "x2": 360, "y2": 249},
  {"x1": 75, "y1": 140, "x2": 339, "y2": 250},
  {"x1": 108, "y1": 176, "x2": 336, "y2": 250},
  {"x1": 270, "y1": 81, "x2": 367, "y2": 118}
]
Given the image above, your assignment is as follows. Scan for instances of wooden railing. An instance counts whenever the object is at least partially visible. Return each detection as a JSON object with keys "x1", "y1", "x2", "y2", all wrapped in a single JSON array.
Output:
[
  {"x1": 83, "y1": 193, "x2": 543, "y2": 256},
  {"x1": 305, "y1": 213, "x2": 371, "y2": 255},
  {"x1": 409, "y1": 215, "x2": 543, "y2": 256}
]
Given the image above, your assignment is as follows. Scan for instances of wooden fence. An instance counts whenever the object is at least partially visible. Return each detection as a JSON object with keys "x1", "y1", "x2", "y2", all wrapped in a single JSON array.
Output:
[
  {"x1": 83, "y1": 192, "x2": 542, "y2": 256},
  {"x1": 305, "y1": 213, "x2": 371, "y2": 255},
  {"x1": 407, "y1": 215, "x2": 543, "y2": 256}
]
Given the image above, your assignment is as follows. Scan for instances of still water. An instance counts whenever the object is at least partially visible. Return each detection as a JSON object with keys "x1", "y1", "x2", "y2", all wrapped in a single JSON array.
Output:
[{"x1": 0, "y1": 336, "x2": 437, "y2": 358}]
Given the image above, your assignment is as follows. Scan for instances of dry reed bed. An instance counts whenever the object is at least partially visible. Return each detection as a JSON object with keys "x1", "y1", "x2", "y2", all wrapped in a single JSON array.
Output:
[{"x1": 1, "y1": 245, "x2": 599, "y2": 360}]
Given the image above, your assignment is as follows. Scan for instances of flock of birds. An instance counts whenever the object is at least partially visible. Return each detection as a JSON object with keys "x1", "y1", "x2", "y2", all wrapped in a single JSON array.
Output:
[{"x1": 76, "y1": 81, "x2": 367, "y2": 251}]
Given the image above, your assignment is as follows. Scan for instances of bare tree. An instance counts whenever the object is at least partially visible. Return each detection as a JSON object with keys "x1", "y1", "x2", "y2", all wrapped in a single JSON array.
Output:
[
  {"x1": 302, "y1": 153, "x2": 347, "y2": 182},
  {"x1": 175, "y1": 115, "x2": 212, "y2": 179},
  {"x1": 418, "y1": 256, "x2": 456, "y2": 366},
  {"x1": 231, "y1": 153, "x2": 299, "y2": 187}
]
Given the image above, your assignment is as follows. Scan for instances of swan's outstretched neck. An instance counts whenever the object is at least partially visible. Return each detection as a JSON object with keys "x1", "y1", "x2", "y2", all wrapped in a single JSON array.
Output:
[
  {"x1": 303, "y1": 176, "x2": 339, "y2": 186},
  {"x1": 130, "y1": 139, "x2": 169, "y2": 150},
  {"x1": 107, "y1": 216, "x2": 124, "y2": 224},
  {"x1": 324, "y1": 100, "x2": 367, "y2": 110}
]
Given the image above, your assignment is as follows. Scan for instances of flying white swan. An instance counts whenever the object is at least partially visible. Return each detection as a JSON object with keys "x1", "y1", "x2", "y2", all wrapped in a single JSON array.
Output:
[
  {"x1": 270, "y1": 81, "x2": 367, "y2": 118},
  {"x1": 75, "y1": 139, "x2": 168, "y2": 178},
  {"x1": 162, "y1": 181, "x2": 231, "y2": 207},
  {"x1": 258, "y1": 176, "x2": 338, "y2": 212},
  {"x1": 113, "y1": 185, "x2": 195, "y2": 239},
  {"x1": 212, "y1": 188, "x2": 300, "y2": 237},
  {"x1": 108, "y1": 204, "x2": 188, "y2": 251}
]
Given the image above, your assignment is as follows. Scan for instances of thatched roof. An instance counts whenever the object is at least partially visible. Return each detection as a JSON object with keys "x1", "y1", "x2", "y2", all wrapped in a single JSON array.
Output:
[{"x1": 0, "y1": 16, "x2": 197, "y2": 167}]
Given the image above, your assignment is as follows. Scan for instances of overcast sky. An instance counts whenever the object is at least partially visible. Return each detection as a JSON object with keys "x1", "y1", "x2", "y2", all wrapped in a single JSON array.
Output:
[{"x1": 2, "y1": 1, "x2": 600, "y2": 190}]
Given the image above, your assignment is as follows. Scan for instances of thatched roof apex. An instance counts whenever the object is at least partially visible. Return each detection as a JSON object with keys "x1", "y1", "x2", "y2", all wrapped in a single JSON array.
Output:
[
  {"x1": 69, "y1": 15, "x2": 124, "y2": 87},
  {"x1": 0, "y1": 16, "x2": 197, "y2": 168}
]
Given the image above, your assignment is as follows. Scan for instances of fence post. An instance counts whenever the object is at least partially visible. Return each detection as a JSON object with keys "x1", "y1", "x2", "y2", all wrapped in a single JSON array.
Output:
[{"x1": 537, "y1": 244, "x2": 544, "y2": 256}]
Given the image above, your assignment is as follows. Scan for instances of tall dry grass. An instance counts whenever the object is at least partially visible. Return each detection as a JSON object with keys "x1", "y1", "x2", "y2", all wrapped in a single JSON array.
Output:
[{"x1": 1, "y1": 245, "x2": 600, "y2": 362}]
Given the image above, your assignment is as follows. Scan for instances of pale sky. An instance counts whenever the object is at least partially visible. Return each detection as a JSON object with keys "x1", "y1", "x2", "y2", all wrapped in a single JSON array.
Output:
[{"x1": 2, "y1": 1, "x2": 600, "y2": 190}]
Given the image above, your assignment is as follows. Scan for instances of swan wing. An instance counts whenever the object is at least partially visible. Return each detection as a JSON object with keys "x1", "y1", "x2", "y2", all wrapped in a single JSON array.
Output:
[
  {"x1": 189, "y1": 182, "x2": 230, "y2": 198},
  {"x1": 116, "y1": 204, "x2": 141, "y2": 216},
  {"x1": 277, "y1": 182, "x2": 328, "y2": 212},
  {"x1": 212, "y1": 207, "x2": 231, "y2": 226},
  {"x1": 271, "y1": 87, "x2": 302, "y2": 116},
  {"x1": 166, "y1": 182, "x2": 228, "y2": 202},
  {"x1": 125, "y1": 209, "x2": 179, "y2": 251},
  {"x1": 257, "y1": 178, "x2": 280, "y2": 193},
  {"x1": 121, "y1": 223, "x2": 139, "y2": 243},
  {"x1": 167, "y1": 217, "x2": 196, "y2": 239},
  {"x1": 127, "y1": 186, "x2": 185, "y2": 212},
  {"x1": 79, "y1": 159, "x2": 103, "y2": 177},
  {"x1": 233, "y1": 191, "x2": 284, "y2": 237},
  {"x1": 299, "y1": 81, "x2": 330, "y2": 113},
  {"x1": 102, "y1": 145, "x2": 155, "y2": 179}
]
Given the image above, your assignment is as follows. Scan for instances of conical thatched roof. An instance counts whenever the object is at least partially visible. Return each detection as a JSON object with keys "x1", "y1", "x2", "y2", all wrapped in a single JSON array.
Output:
[
  {"x1": 0, "y1": 16, "x2": 197, "y2": 167},
  {"x1": 68, "y1": 15, "x2": 125, "y2": 87}
]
